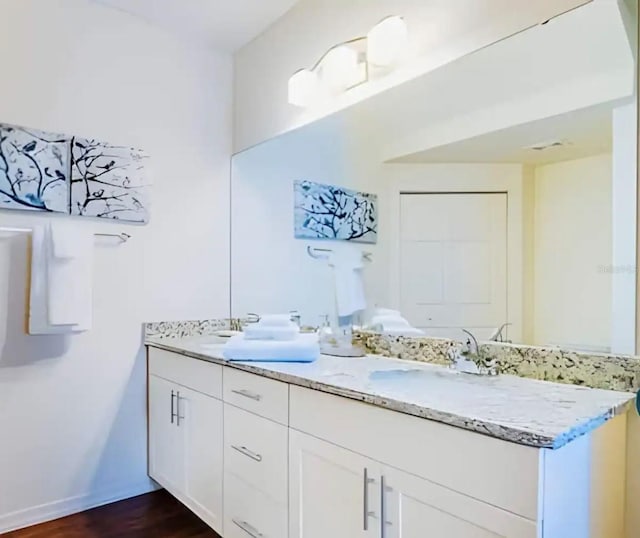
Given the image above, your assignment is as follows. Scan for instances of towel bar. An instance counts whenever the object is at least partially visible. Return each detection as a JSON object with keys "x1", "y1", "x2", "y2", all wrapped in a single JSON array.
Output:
[
  {"x1": 307, "y1": 245, "x2": 372, "y2": 261},
  {"x1": 0, "y1": 226, "x2": 131, "y2": 243}
]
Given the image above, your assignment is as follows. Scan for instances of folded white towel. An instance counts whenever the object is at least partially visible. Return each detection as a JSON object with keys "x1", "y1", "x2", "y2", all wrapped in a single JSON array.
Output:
[
  {"x1": 50, "y1": 220, "x2": 84, "y2": 259},
  {"x1": 223, "y1": 333, "x2": 319, "y2": 362},
  {"x1": 329, "y1": 248, "x2": 366, "y2": 317},
  {"x1": 46, "y1": 222, "x2": 93, "y2": 327},
  {"x1": 369, "y1": 311, "x2": 424, "y2": 338},
  {"x1": 372, "y1": 308, "x2": 401, "y2": 318},
  {"x1": 29, "y1": 225, "x2": 92, "y2": 334},
  {"x1": 244, "y1": 324, "x2": 300, "y2": 341},
  {"x1": 379, "y1": 327, "x2": 425, "y2": 337},
  {"x1": 258, "y1": 314, "x2": 293, "y2": 327},
  {"x1": 371, "y1": 315, "x2": 410, "y2": 327}
]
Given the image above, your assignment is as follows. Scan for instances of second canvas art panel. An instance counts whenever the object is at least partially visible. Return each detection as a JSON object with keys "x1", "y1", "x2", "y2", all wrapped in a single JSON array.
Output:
[{"x1": 70, "y1": 138, "x2": 150, "y2": 223}]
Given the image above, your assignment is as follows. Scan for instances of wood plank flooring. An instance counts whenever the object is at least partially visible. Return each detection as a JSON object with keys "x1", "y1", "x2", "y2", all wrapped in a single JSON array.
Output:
[{"x1": 2, "y1": 490, "x2": 221, "y2": 538}]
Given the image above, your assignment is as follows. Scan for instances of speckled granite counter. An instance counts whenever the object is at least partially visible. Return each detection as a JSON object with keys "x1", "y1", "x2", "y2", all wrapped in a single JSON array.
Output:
[{"x1": 146, "y1": 335, "x2": 634, "y2": 450}]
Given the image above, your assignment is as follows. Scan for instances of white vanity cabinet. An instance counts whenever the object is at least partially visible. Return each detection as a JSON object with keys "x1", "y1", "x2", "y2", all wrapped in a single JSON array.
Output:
[
  {"x1": 289, "y1": 428, "x2": 537, "y2": 538},
  {"x1": 148, "y1": 349, "x2": 224, "y2": 534},
  {"x1": 289, "y1": 386, "x2": 538, "y2": 538},
  {"x1": 147, "y1": 347, "x2": 628, "y2": 538}
]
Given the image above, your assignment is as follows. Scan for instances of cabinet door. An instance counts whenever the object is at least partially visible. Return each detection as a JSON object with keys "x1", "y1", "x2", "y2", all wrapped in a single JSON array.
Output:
[
  {"x1": 289, "y1": 430, "x2": 380, "y2": 538},
  {"x1": 148, "y1": 375, "x2": 185, "y2": 493},
  {"x1": 382, "y1": 466, "x2": 537, "y2": 538},
  {"x1": 180, "y1": 387, "x2": 224, "y2": 534}
]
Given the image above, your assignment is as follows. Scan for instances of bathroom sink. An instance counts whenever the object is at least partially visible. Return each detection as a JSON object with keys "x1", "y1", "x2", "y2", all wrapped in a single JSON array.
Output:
[{"x1": 368, "y1": 368, "x2": 453, "y2": 384}]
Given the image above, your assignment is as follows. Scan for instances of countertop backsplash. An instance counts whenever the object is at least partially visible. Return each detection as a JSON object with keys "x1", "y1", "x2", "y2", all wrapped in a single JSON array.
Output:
[
  {"x1": 356, "y1": 331, "x2": 640, "y2": 393},
  {"x1": 144, "y1": 319, "x2": 640, "y2": 393}
]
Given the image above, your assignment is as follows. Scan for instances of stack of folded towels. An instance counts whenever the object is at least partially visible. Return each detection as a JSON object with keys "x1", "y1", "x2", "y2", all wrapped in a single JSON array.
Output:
[
  {"x1": 368, "y1": 308, "x2": 425, "y2": 337},
  {"x1": 223, "y1": 314, "x2": 319, "y2": 363}
]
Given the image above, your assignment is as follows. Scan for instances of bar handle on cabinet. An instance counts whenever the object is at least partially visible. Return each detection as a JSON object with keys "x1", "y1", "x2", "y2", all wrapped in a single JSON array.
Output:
[
  {"x1": 176, "y1": 391, "x2": 185, "y2": 426},
  {"x1": 232, "y1": 518, "x2": 263, "y2": 537},
  {"x1": 380, "y1": 475, "x2": 392, "y2": 537},
  {"x1": 231, "y1": 445, "x2": 263, "y2": 462},
  {"x1": 170, "y1": 390, "x2": 177, "y2": 424},
  {"x1": 363, "y1": 467, "x2": 376, "y2": 530},
  {"x1": 231, "y1": 389, "x2": 262, "y2": 401}
]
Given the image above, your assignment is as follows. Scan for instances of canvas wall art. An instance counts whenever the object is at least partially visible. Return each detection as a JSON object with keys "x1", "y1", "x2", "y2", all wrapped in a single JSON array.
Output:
[
  {"x1": 70, "y1": 138, "x2": 150, "y2": 223},
  {"x1": 294, "y1": 180, "x2": 378, "y2": 243},
  {"x1": 0, "y1": 121, "x2": 151, "y2": 223},
  {"x1": 0, "y1": 123, "x2": 69, "y2": 213}
]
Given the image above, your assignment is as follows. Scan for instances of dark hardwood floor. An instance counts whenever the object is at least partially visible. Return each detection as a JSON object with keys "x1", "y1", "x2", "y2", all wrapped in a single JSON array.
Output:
[{"x1": 2, "y1": 490, "x2": 221, "y2": 538}]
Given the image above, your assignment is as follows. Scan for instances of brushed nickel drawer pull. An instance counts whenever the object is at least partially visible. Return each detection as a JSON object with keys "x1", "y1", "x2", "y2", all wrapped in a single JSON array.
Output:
[
  {"x1": 381, "y1": 474, "x2": 392, "y2": 537},
  {"x1": 363, "y1": 467, "x2": 376, "y2": 530},
  {"x1": 231, "y1": 389, "x2": 262, "y2": 401},
  {"x1": 170, "y1": 390, "x2": 177, "y2": 424},
  {"x1": 232, "y1": 518, "x2": 263, "y2": 538},
  {"x1": 176, "y1": 391, "x2": 185, "y2": 426},
  {"x1": 231, "y1": 445, "x2": 263, "y2": 462}
]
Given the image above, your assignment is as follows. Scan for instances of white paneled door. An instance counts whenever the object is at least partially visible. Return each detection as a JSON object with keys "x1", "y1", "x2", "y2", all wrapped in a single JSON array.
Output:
[{"x1": 398, "y1": 193, "x2": 508, "y2": 340}]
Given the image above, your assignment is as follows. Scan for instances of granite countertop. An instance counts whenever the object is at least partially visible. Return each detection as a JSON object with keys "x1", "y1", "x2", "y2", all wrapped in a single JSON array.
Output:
[{"x1": 146, "y1": 336, "x2": 634, "y2": 450}]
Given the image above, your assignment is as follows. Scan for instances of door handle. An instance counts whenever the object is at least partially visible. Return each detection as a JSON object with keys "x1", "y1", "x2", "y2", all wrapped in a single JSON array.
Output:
[
  {"x1": 170, "y1": 390, "x2": 177, "y2": 424},
  {"x1": 380, "y1": 475, "x2": 392, "y2": 538},
  {"x1": 231, "y1": 445, "x2": 263, "y2": 462},
  {"x1": 363, "y1": 467, "x2": 376, "y2": 530},
  {"x1": 176, "y1": 391, "x2": 185, "y2": 426},
  {"x1": 231, "y1": 389, "x2": 262, "y2": 401},
  {"x1": 232, "y1": 518, "x2": 263, "y2": 537}
]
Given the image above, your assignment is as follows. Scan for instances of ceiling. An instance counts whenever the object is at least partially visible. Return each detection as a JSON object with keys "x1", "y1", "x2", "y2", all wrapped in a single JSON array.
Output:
[
  {"x1": 390, "y1": 103, "x2": 615, "y2": 165},
  {"x1": 92, "y1": 0, "x2": 299, "y2": 52}
]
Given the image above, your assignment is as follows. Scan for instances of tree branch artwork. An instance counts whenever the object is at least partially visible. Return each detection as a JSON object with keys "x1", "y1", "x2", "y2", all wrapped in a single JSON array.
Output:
[
  {"x1": 0, "y1": 123, "x2": 69, "y2": 213},
  {"x1": 70, "y1": 137, "x2": 150, "y2": 223},
  {"x1": 294, "y1": 180, "x2": 378, "y2": 244}
]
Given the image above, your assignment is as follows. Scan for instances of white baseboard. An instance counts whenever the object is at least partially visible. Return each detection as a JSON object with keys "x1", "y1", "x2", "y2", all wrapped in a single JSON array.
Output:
[{"x1": 0, "y1": 479, "x2": 159, "y2": 534}]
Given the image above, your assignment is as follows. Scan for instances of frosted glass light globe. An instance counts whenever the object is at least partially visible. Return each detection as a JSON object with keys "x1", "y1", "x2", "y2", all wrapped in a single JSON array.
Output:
[
  {"x1": 288, "y1": 69, "x2": 319, "y2": 107},
  {"x1": 367, "y1": 16, "x2": 409, "y2": 67},
  {"x1": 320, "y1": 44, "x2": 359, "y2": 92}
]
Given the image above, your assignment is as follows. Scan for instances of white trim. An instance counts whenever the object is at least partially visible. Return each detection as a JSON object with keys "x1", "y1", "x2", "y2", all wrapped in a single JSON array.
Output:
[
  {"x1": 0, "y1": 479, "x2": 157, "y2": 534},
  {"x1": 387, "y1": 163, "x2": 525, "y2": 342},
  {"x1": 611, "y1": 102, "x2": 638, "y2": 354}
]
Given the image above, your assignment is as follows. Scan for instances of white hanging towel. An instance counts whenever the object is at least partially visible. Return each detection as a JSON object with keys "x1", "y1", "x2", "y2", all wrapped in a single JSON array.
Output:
[
  {"x1": 29, "y1": 223, "x2": 93, "y2": 334},
  {"x1": 328, "y1": 248, "x2": 366, "y2": 317}
]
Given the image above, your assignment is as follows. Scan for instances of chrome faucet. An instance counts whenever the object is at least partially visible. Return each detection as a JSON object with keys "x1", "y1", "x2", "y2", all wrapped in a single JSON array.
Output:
[
  {"x1": 489, "y1": 322, "x2": 512, "y2": 343},
  {"x1": 447, "y1": 329, "x2": 498, "y2": 376},
  {"x1": 462, "y1": 329, "x2": 479, "y2": 356}
]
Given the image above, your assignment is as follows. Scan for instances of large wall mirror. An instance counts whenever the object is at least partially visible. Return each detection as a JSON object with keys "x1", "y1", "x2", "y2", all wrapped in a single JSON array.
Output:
[{"x1": 231, "y1": 1, "x2": 638, "y2": 355}]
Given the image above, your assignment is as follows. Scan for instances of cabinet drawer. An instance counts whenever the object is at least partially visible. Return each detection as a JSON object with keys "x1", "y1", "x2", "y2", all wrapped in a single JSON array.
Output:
[
  {"x1": 148, "y1": 348, "x2": 222, "y2": 399},
  {"x1": 224, "y1": 472, "x2": 287, "y2": 538},
  {"x1": 224, "y1": 404, "x2": 288, "y2": 504},
  {"x1": 223, "y1": 368, "x2": 289, "y2": 425}
]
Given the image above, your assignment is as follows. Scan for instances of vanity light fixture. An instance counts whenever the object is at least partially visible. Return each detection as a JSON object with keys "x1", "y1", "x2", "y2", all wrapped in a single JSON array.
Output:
[
  {"x1": 288, "y1": 69, "x2": 320, "y2": 108},
  {"x1": 287, "y1": 15, "x2": 409, "y2": 107},
  {"x1": 320, "y1": 44, "x2": 360, "y2": 93},
  {"x1": 367, "y1": 15, "x2": 409, "y2": 67}
]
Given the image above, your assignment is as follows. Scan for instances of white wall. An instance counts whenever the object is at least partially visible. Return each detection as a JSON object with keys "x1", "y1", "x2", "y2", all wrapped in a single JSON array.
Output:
[
  {"x1": 233, "y1": 0, "x2": 589, "y2": 152},
  {"x1": 0, "y1": 0, "x2": 232, "y2": 531},
  {"x1": 612, "y1": 103, "x2": 638, "y2": 355},
  {"x1": 532, "y1": 154, "x2": 613, "y2": 352}
]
